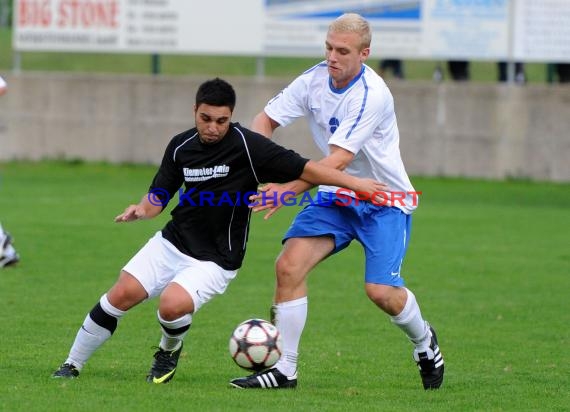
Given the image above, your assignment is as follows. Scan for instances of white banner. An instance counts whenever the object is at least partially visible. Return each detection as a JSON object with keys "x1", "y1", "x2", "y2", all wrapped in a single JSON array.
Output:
[
  {"x1": 13, "y1": 0, "x2": 264, "y2": 54},
  {"x1": 263, "y1": 0, "x2": 423, "y2": 58},
  {"x1": 12, "y1": 0, "x2": 570, "y2": 62},
  {"x1": 512, "y1": 0, "x2": 570, "y2": 62},
  {"x1": 421, "y1": 0, "x2": 509, "y2": 60}
]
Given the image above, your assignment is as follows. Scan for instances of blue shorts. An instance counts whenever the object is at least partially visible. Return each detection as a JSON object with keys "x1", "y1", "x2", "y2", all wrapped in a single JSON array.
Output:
[{"x1": 283, "y1": 192, "x2": 412, "y2": 286}]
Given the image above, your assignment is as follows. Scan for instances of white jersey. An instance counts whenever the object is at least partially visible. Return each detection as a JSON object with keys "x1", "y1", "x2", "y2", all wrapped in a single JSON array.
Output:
[{"x1": 264, "y1": 62, "x2": 418, "y2": 214}]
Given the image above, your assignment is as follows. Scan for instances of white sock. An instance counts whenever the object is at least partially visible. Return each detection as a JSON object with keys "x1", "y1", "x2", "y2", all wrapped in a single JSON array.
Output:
[
  {"x1": 2, "y1": 243, "x2": 17, "y2": 258},
  {"x1": 0, "y1": 244, "x2": 18, "y2": 264},
  {"x1": 158, "y1": 312, "x2": 192, "y2": 351},
  {"x1": 273, "y1": 297, "x2": 308, "y2": 377},
  {"x1": 66, "y1": 294, "x2": 125, "y2": 370},
  {"x1": 390, "y1": 288, "x2": 430, "y2": 352}
]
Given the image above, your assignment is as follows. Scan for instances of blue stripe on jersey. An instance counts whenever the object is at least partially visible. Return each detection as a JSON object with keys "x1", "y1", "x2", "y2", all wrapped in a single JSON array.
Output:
[
  {"x1": 345, "y1": 75, "x2": 368, "y2": 140},
  {"x1": 302, "y1": 61, "x2": 327, "y2": 75}
]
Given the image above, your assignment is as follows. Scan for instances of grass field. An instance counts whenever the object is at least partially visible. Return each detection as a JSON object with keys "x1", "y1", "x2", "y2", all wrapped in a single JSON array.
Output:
[{"x1": 0, "y1": 161, "x2": 568, "y2": 411}]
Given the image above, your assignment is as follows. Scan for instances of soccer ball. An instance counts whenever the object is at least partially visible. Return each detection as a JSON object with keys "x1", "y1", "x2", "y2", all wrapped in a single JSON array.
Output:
[{"x1": 229, "y1": 318, "x2": 282, "y2": 371}]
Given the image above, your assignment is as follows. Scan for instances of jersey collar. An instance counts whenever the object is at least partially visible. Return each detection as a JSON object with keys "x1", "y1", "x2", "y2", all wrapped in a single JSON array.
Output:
[{"x1": 328, "y1": 65, "x2": 365, "y2": 94}]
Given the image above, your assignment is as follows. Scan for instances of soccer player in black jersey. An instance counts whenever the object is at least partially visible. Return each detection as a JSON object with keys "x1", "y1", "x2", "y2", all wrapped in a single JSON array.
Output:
[{"x1": 52, "y1": 78, "x2": 387, "y2": 383}]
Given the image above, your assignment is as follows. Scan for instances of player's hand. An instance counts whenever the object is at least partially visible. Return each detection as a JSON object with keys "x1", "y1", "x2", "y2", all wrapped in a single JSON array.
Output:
[
  {"x1": 353, "y1": 178, "x2": 392, "y2": 206},
  {"x1": 114, "y1": 204, "x2": 146, "y2": 222},
  {"x1": 249, "y1": 183, "x2": 295, "y2": 220}
]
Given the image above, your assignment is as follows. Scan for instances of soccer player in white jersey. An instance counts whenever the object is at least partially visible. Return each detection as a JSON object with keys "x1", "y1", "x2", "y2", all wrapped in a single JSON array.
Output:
[{"x1": 230, "y1": 13, "x2": 444, "y2": 390}]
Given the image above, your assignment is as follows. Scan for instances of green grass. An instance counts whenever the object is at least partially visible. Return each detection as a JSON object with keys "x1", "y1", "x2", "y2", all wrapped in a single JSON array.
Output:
[
  {"x1": 0, "y1": 161, "x2": 569, "y2": 411},
  {"x1": 1, "y1": 28, "x2": 552, "y2": 82}
]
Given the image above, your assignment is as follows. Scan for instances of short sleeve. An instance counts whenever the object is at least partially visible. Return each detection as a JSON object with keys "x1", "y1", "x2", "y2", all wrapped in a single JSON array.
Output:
[
  {"x1": 148, "y1": 138, "x2": 185, "y2": 206},
  {"x1": 244, "y1": 133, "x2": 309, "y2": 183},
  {"x1": 264, "y1": 71, "x2": 315, "y2": 126}
]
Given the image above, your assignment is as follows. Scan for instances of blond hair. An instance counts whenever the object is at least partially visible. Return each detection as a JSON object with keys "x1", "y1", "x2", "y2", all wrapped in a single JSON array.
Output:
[{"x1": 328, "y1": 13, "x2": 371, "y2": 50}]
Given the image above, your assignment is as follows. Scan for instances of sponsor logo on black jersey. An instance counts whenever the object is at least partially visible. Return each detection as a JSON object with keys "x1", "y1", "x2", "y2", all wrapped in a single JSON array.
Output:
[{"x1": 183, "y1": 165, "x2": 230, "y2": 182}]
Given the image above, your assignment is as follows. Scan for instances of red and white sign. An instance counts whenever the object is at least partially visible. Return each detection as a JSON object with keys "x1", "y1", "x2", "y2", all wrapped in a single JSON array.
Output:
[{"x1": 13, "y1": 0, "x2": 264, "y2": 54}]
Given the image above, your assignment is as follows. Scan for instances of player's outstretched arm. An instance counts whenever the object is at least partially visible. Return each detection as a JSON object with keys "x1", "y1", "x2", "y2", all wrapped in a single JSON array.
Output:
[
  {"x1": 259, "y1": 144, "x2": 378, "y2": 200},
  {"x1": 250, "y1": 145, "x2": 385, "y2": 219},
  {"x1": 300, "y1": 160, "x2": 388, "y2": 197},
  {"x1": 114, "y1": 194, "x2": 163, "y2": 223}
]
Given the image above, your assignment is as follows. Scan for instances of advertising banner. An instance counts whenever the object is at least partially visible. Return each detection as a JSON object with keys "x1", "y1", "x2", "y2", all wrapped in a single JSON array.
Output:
[
  {"x1": 12, "y1": 0, "x2": 570, "y2": 62},
  {"x1": 13, "y1": 0, "x2": 264, "y2": 54}
]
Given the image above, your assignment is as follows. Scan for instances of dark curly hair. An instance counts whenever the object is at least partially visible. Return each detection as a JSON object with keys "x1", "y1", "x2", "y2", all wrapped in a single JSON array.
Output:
[{"x1": 195, "y1": 78, "x2": 236, "y2": 112}]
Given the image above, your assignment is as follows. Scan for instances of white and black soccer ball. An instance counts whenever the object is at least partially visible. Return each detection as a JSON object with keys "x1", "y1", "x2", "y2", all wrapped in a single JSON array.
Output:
[{"x1": 229, "y1": 318, "x2": 282, "y2": 371}]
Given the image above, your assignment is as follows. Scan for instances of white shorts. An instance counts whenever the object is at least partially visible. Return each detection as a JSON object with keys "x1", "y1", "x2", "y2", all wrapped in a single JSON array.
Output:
[{"x1": 123, "y1": 231, "x2": 237, "y2": 312}]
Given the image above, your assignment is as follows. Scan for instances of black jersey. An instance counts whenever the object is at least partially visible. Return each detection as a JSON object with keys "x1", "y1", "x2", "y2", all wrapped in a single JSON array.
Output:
[{"x1": 149, "y1": 123, "x2": 308, "y2": 270}]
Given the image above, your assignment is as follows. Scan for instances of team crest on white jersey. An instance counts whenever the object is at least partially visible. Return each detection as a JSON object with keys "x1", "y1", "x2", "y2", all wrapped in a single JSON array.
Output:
[
  {"x1": 183, "y1": 165, "x2": 230, "y2": 182},
  {"x1": 329, "y1": 117, "x2": 340, "y2": 133}
]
